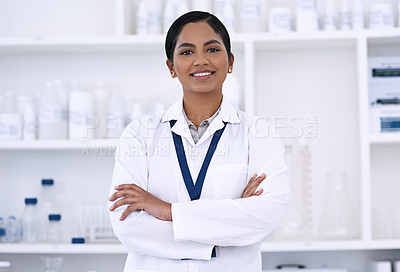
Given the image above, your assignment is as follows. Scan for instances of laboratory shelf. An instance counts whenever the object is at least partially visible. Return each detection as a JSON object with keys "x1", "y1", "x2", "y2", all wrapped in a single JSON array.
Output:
[
  {"x1": 369, "y1": 133, "x2": 400, "y2": 145},
  {"x1": 2, "y1": 240, "x2": 399, "y2": 254},
  {"x1": 0, "y1": 243, "x2": 126, "y2": 254},
  {"x1": 0, "y1": 36, "x2": 165, "y2": 54},
  {"x1": 1, "y1": 30, "x2": 399, "y2": 55},
  {"x1": 0, "y1": 29, "x2": 399, "y2": 52},
  {"x1": 0, "y1": 35, "x2": 246, "y2": 54},
  {"x1": 261, "y1": 240, "x2": 400, "y2": 252},
  {"x1": 0, "y1": 139, "x2": 119, "y2": 150}
]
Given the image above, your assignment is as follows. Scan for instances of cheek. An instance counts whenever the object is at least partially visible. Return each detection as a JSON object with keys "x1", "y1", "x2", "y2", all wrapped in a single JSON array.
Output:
[
  {"x1": 214, "y1": 56, "x2": 229, "y2": 71},
  {"x1": 173, "y1": 57, "x2": 191, "y2": 75}
]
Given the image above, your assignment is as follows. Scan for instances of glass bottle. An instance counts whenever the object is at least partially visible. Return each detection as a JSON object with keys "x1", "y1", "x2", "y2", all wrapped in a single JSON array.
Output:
[
  {"x1": 47, "y1": 214, "x2": 62, "y2": 243},
  {"x1": 6, "y1": 216, "x2": 21, "y2": 243},
  {"x1": 38, "y1": 179, "x2": 61, "y2": 241},
  {"x1": 318, "y1": 173, "x2": 359, "y2": 240},
  {"x1": 323, "y1": 0, "x2": 336, "y2": 31},
  {"x1": 0, "y1": 217, "x2": 6, "y2": 242},
  {"x1": 21, "y1": 198, "x2": 39, "y2": 243}
]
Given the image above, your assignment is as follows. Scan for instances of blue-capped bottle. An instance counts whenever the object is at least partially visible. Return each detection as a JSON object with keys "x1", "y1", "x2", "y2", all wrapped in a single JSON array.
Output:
[
  {"x1": 6, "y1": 216, "x2": 21, "y2": 243},
  {"x1": 0, "y1": 217, "x2": 6, "y2": 242},
  {"x1": 21, "y1": 198, "x2": 39, "y2": 243},
  {"x1": 47, "y1": 214, "x2": 62, "y2": 243},
  {"x1": 38, "y1": 179, "x2": 61, "y2": 241}
]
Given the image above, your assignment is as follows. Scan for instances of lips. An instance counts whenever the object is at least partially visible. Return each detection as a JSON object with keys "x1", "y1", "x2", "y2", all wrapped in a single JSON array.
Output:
[{"x1": 190, "y1": 70, "x2": 215, "y2": 79}]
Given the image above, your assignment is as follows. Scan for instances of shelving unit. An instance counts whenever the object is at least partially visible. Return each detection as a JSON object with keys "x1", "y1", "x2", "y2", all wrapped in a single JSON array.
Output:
[
  {"x1": 1, "y1": 1, "x2": 400, "y2": 271},
  {"x1": 0, "y1": 139, "x2": 119, "y2": 150}
]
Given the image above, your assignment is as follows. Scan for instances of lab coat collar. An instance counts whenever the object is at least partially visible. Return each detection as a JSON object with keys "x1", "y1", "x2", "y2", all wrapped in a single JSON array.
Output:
[{"x1": 161, "y1": 96, "x2": 240, "y2": 146}]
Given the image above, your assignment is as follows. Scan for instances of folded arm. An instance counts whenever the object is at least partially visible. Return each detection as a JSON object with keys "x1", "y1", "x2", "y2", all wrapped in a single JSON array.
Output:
[{"x1": 108, "y1": 121, "x2": 214, "y2": 260}]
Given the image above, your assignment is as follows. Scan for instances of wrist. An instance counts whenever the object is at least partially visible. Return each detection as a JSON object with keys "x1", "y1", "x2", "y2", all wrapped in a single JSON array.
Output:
[{"x1": 167, "y1": 203, "x2": 172, "y2": 221}]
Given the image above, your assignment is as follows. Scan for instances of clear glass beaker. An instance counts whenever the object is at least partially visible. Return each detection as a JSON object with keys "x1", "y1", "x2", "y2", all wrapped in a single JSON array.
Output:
[
  {"x1": 318, "y1": 172, "x2": 359, "y2": 240},
  {"x1": 41, "y1": 256, "x2": 63, "y2": 272}
]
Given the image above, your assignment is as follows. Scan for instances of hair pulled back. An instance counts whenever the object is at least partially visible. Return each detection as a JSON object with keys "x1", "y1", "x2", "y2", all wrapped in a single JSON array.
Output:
[{"x1": 165, "y1": 11, "x2": 232, "y2": 62}]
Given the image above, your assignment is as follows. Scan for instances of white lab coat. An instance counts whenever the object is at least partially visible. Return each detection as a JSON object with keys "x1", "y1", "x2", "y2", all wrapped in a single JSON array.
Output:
[{"x1": 109, "y1": 97, "x2": 290, "y2": 272}]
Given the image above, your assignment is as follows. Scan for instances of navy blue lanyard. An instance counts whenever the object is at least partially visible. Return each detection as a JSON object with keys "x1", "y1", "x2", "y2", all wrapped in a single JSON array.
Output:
[
  {"x1": 170, "y1": 120, "x2": 227, "y2": 259},
  {"x1": 169, "y1": 120, "x2": 227, "y2": 201}
]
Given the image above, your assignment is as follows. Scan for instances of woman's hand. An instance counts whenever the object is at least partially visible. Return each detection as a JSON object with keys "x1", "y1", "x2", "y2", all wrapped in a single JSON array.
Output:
[
  {"x1": 109, "y1": 184, "x2": 172, "y2": 221},
  {"x1": 241, "y1": 173, "x2": 266, "y2": 198}
]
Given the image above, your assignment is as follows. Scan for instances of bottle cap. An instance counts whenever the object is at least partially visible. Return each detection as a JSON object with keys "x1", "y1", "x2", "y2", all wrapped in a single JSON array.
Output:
[
  {"x1": 71, "y1": 237, "x2": 85, "y2": 244},
  {"x1": 24, "y1": 198, "x2": 37, "y2": 205},
  {"x1": 48, "y1": 214, "x2": 62, "y2": 221},
  {"x1": 41, "y1": 179, "x2": 54, "y2": 185},
  {"x1": 0, "y1": 228, "x2": 6, "y2": 236}
]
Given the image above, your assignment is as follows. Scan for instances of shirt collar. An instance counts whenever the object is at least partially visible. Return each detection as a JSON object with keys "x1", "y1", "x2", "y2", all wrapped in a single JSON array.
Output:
[
  {"x1": 182, "y1": 106, "x2": 221, "y2": 128},
  {"x1": 161, "y1": 96, "x2": 240, "y2": 145},
  {"x1": 161, "y1": 96, "x2": 240, "y2": 125}
]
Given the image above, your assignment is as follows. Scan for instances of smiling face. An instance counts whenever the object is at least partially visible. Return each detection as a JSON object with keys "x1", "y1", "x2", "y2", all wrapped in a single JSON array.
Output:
[{"x1": 167, "y1": 21, "x2": 234, "y2": 96}]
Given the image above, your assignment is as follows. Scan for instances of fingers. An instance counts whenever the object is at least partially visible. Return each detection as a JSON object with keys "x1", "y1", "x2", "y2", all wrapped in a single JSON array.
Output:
[
  {"x1": 108, "y1": 184, "x2": 141, "y2": 201},
  {"x1": 241, "y1": 173, "x2": 267, "y2": 198},
  {"x1": 108, "y1": 184, "x2": 148, "y2": 221},
  {"x1": 120, "y1": 204, "x2": 143, "y2": 221},
  {"x1": 253, "y1": 188, "x2": 263, "y2": 196},
  {"x1": 109, "y1": 196, "x2": 135, "y2": 211}
]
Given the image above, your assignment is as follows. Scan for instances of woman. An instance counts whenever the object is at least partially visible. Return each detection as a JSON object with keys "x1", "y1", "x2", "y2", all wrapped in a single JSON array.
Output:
[{"x1": 108, "y1": 11, "x2": 289, "y2": 272}]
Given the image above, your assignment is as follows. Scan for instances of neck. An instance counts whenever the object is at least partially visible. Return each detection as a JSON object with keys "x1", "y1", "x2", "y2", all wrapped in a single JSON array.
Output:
[{"x1": 183, "y1": 92, "x2": 223, "y2": 125}]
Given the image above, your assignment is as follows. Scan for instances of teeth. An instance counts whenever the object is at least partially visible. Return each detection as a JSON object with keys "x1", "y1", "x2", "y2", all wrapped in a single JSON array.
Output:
[{"x1": 193, "y1": 72, "x2": 212, "y2": 77}]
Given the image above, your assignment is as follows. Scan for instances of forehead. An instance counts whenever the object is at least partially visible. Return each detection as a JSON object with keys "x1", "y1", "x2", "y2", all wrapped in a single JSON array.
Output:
[{"x1": 176, "y1": 21, "x2": 223, "y2": 47}]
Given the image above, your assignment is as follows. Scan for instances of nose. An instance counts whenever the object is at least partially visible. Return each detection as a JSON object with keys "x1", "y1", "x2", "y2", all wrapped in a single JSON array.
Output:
[{"x1": 194, "y1": 52, "x2": 209, "y2": 66}]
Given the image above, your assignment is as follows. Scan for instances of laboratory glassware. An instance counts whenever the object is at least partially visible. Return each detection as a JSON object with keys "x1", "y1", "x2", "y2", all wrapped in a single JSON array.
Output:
[
  {"x1": 239, "y1": 0, "x2": 262, "y2": 32},
  {"x1": 38, "y1": 179, "x2": 61, "y2": 241},
  {"x1": 47, "y1": 214, "x2": 62, "y2": 243},
  {"x1": 21, "y1": 198, "x2": 39, "y2": 243},
  {"x1": 339, "y1": 0, "x2": 351, "y2": 30},
  {"x1": 296, "y1": 0, "x2": 319, "y2": 31},
  {"x1": 221, "y1": 0, "x2": 236, "y2": 33},
  {"x1": 318, "y1": 172, "x2": 359, "y2": 240},
  {"x1": 6, "y1": 216, "x2": 21, "y2": 242},
  {"x1": 93, "y1": 82, "x2": 109, "y2": 138},
  {"x1": 373, "y1": 208, "x2": 394, "y2": 239},
  {"x1": 136, "y1": 0, "x2": 148, "y2": 35},
  {"x1": 22, "y1": 101, "x2": 37, "y2": 140},
  {"x1": 38, "y1": 81, "x2": 65, "y2": 139},
  {"x1": 369, "y1": 1, "x2": 394, "y2": 29},
  {"x1": 269, "y1": 7, "x2": 292, "y2": 33},
  {"x1": 41, "y1": 256, "x2": 63, "y2": 272},
  {"x1": 323, "y1": 0, "x2": 336, "y2": 31},
  {"x1": 351, "y1": 0, "x2": 364, "y2": 29},
  {"x1": 69, "y1": 85, "x2": 95, "y2": 139},
  {"x1": 0, "y1": 217, "x2": 6, "y2": 242},
  {"x1": 107, "y1": 90, "x2": 126, "y2": 138},
  {"x1": 0, "y1": 91, "x2": 22, "y2": 140},
  {"x1": 271, "y1": 140, "x2": 313, "y2": 241}
]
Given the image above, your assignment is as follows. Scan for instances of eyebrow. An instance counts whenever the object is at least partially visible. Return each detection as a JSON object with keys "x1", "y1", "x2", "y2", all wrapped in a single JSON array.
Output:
[{"x1": 177, "y1": 39, "x2": 222, "y2": 50}]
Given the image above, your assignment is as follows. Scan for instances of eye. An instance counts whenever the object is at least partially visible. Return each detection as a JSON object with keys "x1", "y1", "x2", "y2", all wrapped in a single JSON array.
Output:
[
  {"x1": 207, "y1": 48, "x2": 220, "y2": 53},
  {"x1": 180, "y1": 50, "x2": 193, "y2": 56}
]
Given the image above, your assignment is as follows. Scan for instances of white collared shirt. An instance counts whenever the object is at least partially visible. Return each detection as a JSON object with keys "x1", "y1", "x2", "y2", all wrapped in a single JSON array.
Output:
[{"x1": 109, "y1": 97, "x2": 290, "y2": 272}]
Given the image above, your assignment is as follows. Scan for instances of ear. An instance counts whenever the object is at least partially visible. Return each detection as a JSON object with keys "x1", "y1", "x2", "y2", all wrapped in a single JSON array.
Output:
[
  {"x1": 228, "y1": 53, "x2": 235, "y2": 73},
  {"x1": 166, "y1": 59, "x2": 176, "y2": 78}
]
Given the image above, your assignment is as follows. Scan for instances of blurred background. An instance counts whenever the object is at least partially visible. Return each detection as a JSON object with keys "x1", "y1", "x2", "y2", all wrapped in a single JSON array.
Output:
[{"x1": 0, "y1": 0, "x2": 399, "y2": 271}]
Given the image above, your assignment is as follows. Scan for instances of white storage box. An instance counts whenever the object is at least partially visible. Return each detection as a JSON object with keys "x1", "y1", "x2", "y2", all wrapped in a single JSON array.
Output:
[{"x1": 370, "y1": 105, "x2": 400, "y2": 133}]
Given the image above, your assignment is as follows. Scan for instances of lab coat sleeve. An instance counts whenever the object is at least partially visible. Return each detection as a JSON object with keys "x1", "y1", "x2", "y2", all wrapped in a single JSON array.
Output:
[
  {"x1": 171, "y1": 118, "x2": 290, "y2": 247},
  {"x1": 109, "y1": 119, "x2": 214, "y2": 260}
]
